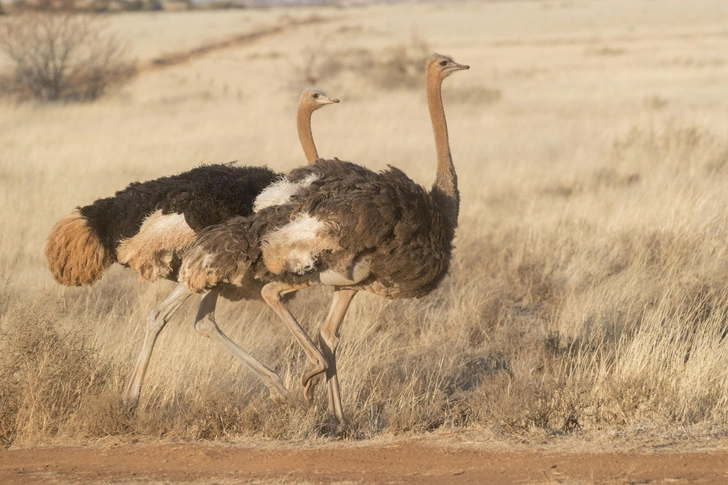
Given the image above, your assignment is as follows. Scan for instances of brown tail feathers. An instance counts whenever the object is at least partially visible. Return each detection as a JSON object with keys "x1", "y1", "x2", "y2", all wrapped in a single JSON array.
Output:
[{"x1": 45, "y1": 209, "x2": 114, "y2": 286}]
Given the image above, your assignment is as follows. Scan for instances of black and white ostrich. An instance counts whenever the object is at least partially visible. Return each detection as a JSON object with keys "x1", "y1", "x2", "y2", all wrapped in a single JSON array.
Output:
[
  {"x1": 44, "y1": 88, "x2": 339, "y2": 407},
  {"x1": 179, "y1": 54, "x2": 469, "y2": 431}
]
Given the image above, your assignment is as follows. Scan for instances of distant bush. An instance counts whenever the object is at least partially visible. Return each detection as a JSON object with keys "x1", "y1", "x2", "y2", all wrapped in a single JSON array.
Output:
[
  {"x1": 362, "y1": 38, "x2": 431, "y2": 90},
  {"x1": 0, "y1": 13, "x2": 137, "y2": 102},
  {"x1": 289, "y1": 36, "x2": 433, "y2": 91}
]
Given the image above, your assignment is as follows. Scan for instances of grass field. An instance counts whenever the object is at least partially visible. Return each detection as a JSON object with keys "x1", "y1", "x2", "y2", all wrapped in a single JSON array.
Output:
[{"x1": 2, "y1": 0, "x2": 728, "y2": 448}]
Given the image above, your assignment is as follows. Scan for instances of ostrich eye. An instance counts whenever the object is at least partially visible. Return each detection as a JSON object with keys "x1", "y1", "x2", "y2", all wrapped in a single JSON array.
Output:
[
  {"x1": 439, "y1": 60, "x2": 448, "y2": 66},
  {"x1": 312, "y1": 93, "x2": 319, "y2": 99}
]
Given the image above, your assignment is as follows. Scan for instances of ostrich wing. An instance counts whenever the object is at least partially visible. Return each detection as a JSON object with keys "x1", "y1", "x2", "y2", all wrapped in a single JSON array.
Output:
[{"x1": 179, "y1": 216, "x2": 258, "y2": 292}]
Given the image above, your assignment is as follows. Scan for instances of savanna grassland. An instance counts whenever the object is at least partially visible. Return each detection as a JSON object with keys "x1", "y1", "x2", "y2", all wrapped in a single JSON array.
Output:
[{"x1": 2, "y1": 0, "x2": 728, "y2": 458}]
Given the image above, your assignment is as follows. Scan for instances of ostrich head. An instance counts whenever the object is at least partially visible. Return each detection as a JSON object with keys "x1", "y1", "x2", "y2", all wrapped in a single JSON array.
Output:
[
  {"x1": 300, "y1": 88, "x2": 340, "y2": 112},
  {"x1": 426, "y1": 54, "x2": 470, "y2": 81}
]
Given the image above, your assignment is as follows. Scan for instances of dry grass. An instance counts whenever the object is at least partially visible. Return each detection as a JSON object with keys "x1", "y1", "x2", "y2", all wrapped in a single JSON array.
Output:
[{"x1": 2, "y1": 0, "x2": 728, "y2": 447}]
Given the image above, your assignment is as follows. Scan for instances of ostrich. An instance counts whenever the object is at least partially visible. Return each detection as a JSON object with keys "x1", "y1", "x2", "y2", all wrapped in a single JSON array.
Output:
[
  {"x1": 44, "y1": 88, "x2": 339, "y2": 407},
  {"x1": 179, "y1": 54, "x2": 469, "y2": 431}
]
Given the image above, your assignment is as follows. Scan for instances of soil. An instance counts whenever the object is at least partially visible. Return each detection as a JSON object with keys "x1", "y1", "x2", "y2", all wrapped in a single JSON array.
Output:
[{"x1": 2, "y1": 437, "x2": 727, "y2": 484}]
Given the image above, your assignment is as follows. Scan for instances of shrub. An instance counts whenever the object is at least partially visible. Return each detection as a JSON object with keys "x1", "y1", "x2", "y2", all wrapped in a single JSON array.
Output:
[
  {"x1": 0, "y1": 13, "x2": 136, "y2": 102},
  {"x1": 289, "y1": 37, "x2": 433, "y2": 92},
  {"x1": 0, "y1": 300, "x2": 110, "y2": 446}
]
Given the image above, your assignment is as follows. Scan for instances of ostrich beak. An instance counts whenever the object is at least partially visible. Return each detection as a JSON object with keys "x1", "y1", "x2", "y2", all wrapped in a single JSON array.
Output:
[
  {"x1": 442, "y1": 62, "x2": 470, "y2": 77},
  {"x1": 321, "y1": 96, "x2": 340, "y2": 104}
]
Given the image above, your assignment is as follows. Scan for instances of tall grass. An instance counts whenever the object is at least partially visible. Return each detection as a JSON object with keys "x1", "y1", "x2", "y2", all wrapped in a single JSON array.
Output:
[{"x1": 3, "y1": 122, "x2": 728, "y2": 443}]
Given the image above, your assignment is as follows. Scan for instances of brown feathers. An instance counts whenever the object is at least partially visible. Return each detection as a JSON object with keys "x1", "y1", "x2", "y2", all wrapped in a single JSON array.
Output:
[
  {"x1": 116, "y1": 210, "x2": 196, "y2": 282},
  {"x1": 179, "y1": 216, "x2": 258, "y2": 293},
  {"x1": 44, "y1": 210, "x2": 114, "y2": 286},
  {"x1": 179, "y1": 159, "x2": 455, "y2": 300}
]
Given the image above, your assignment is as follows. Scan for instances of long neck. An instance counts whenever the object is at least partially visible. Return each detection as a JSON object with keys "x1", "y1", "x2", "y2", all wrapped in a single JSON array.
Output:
[
  {"x1": 428, "y1": 71, "x2": 459, "y2": 226},
  {"x1": 297, "y1": 105, "x2": 319, "y2": 164}
]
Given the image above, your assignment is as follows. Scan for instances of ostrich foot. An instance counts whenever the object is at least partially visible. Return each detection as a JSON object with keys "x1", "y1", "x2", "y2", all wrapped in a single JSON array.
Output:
[
  {"x1": 268, "y1": 385, "x2": 290, "y2": 405},
  {"x1": 121, "y1": 396, "x2": 137, "y2": 410},
  {"x1": 303, "y1": 373, "x2": 325, "y2": 402},
  {"x1": 120, "y1": 390, "x2": 140, "y2": 413},
  {"x1": 300, "y1": 361, "x2": 327, "y2": 399},
  {"x1": 329, "y1": 417, "x2": 358, "y2": 438}
]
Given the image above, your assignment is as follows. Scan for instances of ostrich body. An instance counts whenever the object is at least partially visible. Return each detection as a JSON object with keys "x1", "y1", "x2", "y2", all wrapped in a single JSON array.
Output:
[
  {"x1": 44, "y1": 88, "x2": 339, "y2": 407},
  {"x1": 46, "y1": 164, "x2": 279, "y2": 286},
  {"x1": 180, "y1": 54, "x2": 469, "y2": 430}
]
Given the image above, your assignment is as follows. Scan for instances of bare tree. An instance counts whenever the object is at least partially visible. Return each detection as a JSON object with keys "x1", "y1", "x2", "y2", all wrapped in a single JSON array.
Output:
[
  {"x1": 0, "y1": 13, "x2": 137, "y2": 102},
  {"x1": 289, "y1": 32, "x2": 342, "y2": 88}
]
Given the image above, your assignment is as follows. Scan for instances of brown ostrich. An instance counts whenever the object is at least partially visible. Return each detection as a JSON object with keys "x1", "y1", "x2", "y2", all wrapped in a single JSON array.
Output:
[
  {"x1": 179, "y1": 54, "x2": 469, "y2": 431},
  {"x1": 44, "y1": 88, "x2": 339, "y2": 408}
]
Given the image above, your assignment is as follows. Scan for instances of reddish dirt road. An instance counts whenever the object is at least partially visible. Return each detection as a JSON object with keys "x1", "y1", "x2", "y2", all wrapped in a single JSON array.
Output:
[{"x1": 2, "y1": 439, "x2": 728, "y2": 484}]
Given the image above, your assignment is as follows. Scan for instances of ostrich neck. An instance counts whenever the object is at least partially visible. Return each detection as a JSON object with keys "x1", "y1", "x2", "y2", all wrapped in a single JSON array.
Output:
[
  {"x1": 297, "y1": 106, "x2": 319, "y2": 164},
  {"x1": 428, "y1": 73, "x2": 459, "y2": 226}
]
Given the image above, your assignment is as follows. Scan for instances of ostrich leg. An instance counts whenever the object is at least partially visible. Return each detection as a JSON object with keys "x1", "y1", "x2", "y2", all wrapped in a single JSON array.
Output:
[
  {"x1": 261, "y1": 281, "x2": 328, "y2": 394},
  {"x1": 194, "y1": 289, "x2": 289, "y2": 404},
  {"x1": 123, "y1": 283, "x2": 192, "y2": 407},
  {"x1": 316, "y1": 288, "x2": 357, "y2": 432}
]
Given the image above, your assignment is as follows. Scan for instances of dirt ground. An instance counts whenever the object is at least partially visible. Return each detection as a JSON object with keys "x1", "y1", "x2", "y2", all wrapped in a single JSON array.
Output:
[{"x1": 2, "y1": 437, "x2": 728, "y2": 485}]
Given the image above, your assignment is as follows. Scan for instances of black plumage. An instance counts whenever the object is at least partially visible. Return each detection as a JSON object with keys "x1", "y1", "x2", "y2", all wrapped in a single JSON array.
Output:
[
  {"x1": 46, "y1": 163, "x2": 279, "y2": 286},
  {"x1": 83, "y1": 163, "x2": 279, "y2": 255}
]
